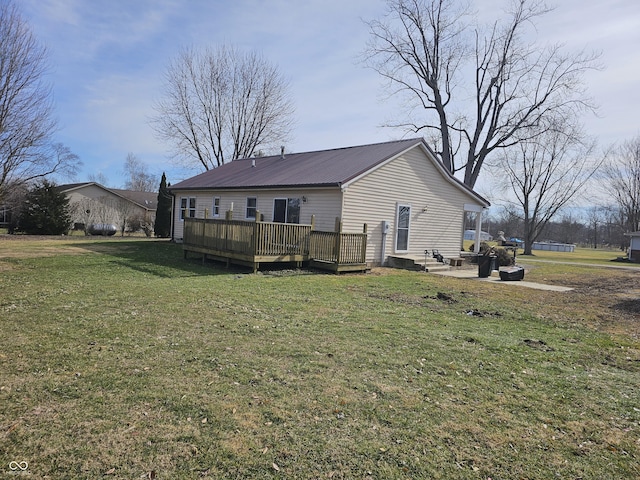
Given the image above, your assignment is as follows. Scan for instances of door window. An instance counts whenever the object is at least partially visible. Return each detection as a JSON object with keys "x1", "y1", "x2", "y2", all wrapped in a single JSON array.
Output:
[
  {"x1": 395, "y1": 204, "x2": 411, "y2": 252},
  {"x1": 272, "y1": 198, "x2": 301, "y2": 224}
]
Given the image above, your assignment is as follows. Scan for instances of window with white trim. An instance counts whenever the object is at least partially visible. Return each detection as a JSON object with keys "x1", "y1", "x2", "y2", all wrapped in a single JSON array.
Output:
[
  {"x1": 246, "y1": 197, "x2": 257, "y2": 219},
  {"x1": 180, "y1": 197, "x2": 196, "y2": 220},
  {"x1": 395, "y1": 204, "x2": 411, "y2": 252},
  {"x1": 212, "y1": 197, "x2": 220, "y2": 217}
]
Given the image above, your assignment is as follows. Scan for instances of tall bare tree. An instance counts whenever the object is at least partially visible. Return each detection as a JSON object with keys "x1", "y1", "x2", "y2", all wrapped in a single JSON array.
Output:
[
  {"x1": 365, "y1": 0, "x2": 599, "y2": 188},
  {"x1": 152, "y1": 45, "x2": 294, "y2": 171},
  {"x1": 495, "y1": 119, "x2": 601, "y2": 255},
  {"x1": 600, "y1": 136, "x2": 640, "y2": 236},
  {"x1": 0, "y1": 1, "x2": 79, "y2": 202},
  {"x1": 88, "y1": 172, "x2": 109, "y2": 187},
  {"x1": 123, "y1": 153, "x2": 157, "y2": 192}
]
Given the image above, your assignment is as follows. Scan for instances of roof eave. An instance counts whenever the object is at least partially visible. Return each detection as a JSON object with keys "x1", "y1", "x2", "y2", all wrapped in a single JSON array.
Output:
[{"x1": 169, "y1": 183, "x2": 342, "y2": 192}]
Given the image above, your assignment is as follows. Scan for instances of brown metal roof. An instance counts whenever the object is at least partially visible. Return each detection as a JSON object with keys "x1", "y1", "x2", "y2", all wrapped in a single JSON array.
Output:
[
  {"x1": 169, "y1": 138, "x2": 425, "y2": 190},
  {"x1": 110, "y1": 188, "x2": 157, "y2": 210}
]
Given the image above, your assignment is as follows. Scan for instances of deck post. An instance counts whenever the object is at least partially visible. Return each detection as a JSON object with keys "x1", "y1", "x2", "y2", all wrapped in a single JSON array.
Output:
[
  {"x1": 335, "y1": 217, "x2": 343, "y2": 264},
  {"x1": 362, "y1": 223, "x2": 368, "y2": 263},
  {"x1": 253, "y1": 211, "x2": 260, "y2": 257}
]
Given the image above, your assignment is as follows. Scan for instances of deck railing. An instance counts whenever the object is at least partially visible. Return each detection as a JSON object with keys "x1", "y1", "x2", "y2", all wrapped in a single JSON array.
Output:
[
  {"x1": 184, "y1": 218, "x2": 255, "y2": 255},
  {"x1": 309, "y1": 231, "x2": 367, "y2": 264},
  {"x1": 255, "y1": 222, "x2": 311, "y2": 256},
  {"x1": 183, "y1": 217, "x2": 367, "y2": 271}
]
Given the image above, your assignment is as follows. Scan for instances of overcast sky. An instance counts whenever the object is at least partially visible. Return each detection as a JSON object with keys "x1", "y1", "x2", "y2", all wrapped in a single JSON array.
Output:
[{"x1": 19, "y1": 0, "x2": 640, "y2": 200}]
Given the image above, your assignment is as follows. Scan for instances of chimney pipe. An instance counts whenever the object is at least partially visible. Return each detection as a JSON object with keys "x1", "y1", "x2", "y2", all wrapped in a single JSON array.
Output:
[
  {"x1": 251, "y1": 158, "x2": 256, "y2": 168},
  {"x1": 280, "y1": 146, "x2": 285, "y2": 159}
]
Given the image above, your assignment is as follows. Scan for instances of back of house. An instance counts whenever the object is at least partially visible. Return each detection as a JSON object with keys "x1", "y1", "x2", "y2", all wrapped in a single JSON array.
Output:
[{"x1": 169, "y1": 138, "x2": 489, "y2": 266}]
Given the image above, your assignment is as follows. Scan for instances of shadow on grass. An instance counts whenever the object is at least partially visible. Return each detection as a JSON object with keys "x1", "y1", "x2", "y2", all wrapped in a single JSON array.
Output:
[
  {"x1": 75, "y1": 238, "x2": 340, "y2": 279},
  {"x1": 75, "y1": 239, "x2": 249, "y2": 278}
]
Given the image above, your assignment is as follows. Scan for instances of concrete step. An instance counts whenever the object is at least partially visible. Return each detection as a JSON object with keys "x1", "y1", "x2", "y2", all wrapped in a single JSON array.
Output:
[
  {"x1": 422, "y1": 264, "x2": 451, "y2": 273},
  {"x1": 388, "y1": 255, "x2": 450, "y2": 272}
]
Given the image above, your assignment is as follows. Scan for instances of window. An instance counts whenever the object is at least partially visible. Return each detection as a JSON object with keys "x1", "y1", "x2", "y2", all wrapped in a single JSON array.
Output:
[
  {"x1": 212, "y1": 197, "x2": 220, "y2": 217},
  {"x1": 395, "y1": 204, "x2": 411, "y2": 252},
  {"x1": 246, "y1": 197, "x2": 257, "y2": 219},
  {"x1": 287, "y1": 198, "x2": 300, "y2": 224},
  {"x1": 273, "y1": 198, "x2": 301, "y2": 224},
  {"x1": 180, "y1": 197, "x2": 196, "y2": 220}
]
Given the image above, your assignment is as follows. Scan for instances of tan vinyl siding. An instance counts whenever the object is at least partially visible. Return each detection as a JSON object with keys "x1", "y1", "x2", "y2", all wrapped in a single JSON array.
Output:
[
  {"x1": 171, "y1": 188, "x2": 342, "y2": 240},
  {"x1": 343, "y1": 147, "x2": 482, "y2": 263},
  {"x1": 65, "y1": 185, "x2": 150, "y2": 227}
]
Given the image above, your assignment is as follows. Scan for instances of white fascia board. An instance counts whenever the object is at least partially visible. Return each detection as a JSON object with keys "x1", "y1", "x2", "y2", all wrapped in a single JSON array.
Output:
[{"x1": 464, "y1": 203, "x2": 485, "y2": 213}]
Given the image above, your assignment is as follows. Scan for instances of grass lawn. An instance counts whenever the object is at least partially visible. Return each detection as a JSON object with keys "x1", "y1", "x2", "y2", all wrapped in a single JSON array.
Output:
[{"x1": 1, "y1": 237, "x2": 639, "y2": 479}]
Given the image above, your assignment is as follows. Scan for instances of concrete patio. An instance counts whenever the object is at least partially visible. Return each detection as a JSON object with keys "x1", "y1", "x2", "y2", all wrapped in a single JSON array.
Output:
[{"x1": 430, "y1": 266, "x2": 574, "y2": 292}]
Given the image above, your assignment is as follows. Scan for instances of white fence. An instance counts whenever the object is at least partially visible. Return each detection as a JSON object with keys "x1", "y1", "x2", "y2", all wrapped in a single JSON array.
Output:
[{"x1": 531, "y1": 242, "x2": 575, "y2": 252}]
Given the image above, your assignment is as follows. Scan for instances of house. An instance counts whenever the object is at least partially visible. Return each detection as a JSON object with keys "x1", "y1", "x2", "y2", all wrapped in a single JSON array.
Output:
[
  {"x1": 57, "y1": 183, "x2": 157, "y2": 234},
  {"x1": 0, "y1": 204, "x2": 10, "y2": 228},
  {"x1": 168, "y1": 138, "x2": 490, "y2": 266},
  {"x1": 625, "y1": 232, "x2": 640, "y2": 262},
  {"x1": 464, "y1": 229, "x2": 493, "y2": 241}
]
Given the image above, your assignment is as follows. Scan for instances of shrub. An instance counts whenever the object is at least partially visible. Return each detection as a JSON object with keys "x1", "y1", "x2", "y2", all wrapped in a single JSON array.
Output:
[
  {"x1": 18, "y1": 180, "x2": 72, "y2": 235},
  {"x1": 468, "y1": 242, "x2": 514, "y2": 266},
  {"x1": 494, "y1": 247, "x2": 515, "y2": 266},
  {"x1": 469, "y1": 241, "x2": 491, "y2": 254}
]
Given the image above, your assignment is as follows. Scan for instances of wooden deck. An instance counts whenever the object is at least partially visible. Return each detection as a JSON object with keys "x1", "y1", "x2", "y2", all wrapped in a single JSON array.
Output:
[{"x1": 182, "y1": 217, "x2": 368, "y2": 273}]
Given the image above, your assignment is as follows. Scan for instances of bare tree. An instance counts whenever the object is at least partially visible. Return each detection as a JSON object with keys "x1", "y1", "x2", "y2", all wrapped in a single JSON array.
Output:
[
  {"x1": 0, "y1": 1, "x2": 79, "y2": 202},
  {"x1": 600, "y1": 136, "x2": 640, "y2": 236},
  {"x1": 152, "y1": 45, "x2": 294, "y2": 171},
  {"x1": 109, "y1": 197, "x2": 136, "y2": 236},
  {"x1": 364, "y1": 0, "x2": 599, "y2": 188},
  {"x1": 584, "y1": 206, "x2": 606, "y2": 249},
  {"x1": 495, "y1": 119, "x2": 601, "y2": 255},
  {"x1": 123, "y1": 153, "x2": 157, "y2": 192},
  {"x1": 69, "y1": 197, "x2": 95, "y2": 234},
  {"x1": 88, "y1": 172, "x2": 109, "y2": 187}
]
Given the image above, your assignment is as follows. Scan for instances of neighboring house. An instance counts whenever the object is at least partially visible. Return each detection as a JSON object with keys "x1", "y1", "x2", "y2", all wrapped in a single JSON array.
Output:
[
  {"x1": 0, "y1": 204, "x2": 10, "y2": 227},
  {"x1": 464, "y1": 230, "x2": 493, "y2": 241},
  {"x1": 625, "y1": 232, "x2": 640, "y2": 262},
  {"x1": 168, "y1": 138, "x2": 490, "y2": 265},
  {"x1": 57, "y1": 183, "x2": 157, "y2": 234}
]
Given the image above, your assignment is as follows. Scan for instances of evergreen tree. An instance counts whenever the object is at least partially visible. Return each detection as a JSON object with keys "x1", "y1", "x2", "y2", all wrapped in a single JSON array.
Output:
[
  {"x1": 154, "y1": 172, "x2": 172, "y2": 238},
  {"x1": 19, "y1": 180, "x2": 72, "y2": 235}
]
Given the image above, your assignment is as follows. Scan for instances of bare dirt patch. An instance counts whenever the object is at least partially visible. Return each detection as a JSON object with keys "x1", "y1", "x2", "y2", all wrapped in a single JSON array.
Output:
[{"x1": 541, "y1": 270, "x2": 640, "y2": 337}]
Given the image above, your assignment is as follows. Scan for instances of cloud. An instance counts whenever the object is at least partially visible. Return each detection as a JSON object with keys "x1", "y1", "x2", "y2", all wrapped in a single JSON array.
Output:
[{"x1": 15, "y1": 0, "x2": 640, "y2": 188}]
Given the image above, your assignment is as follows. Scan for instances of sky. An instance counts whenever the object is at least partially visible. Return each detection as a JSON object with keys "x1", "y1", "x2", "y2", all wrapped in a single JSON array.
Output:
[{"x1": 18, "y1": 0, "x2": 640, "y2": 203}]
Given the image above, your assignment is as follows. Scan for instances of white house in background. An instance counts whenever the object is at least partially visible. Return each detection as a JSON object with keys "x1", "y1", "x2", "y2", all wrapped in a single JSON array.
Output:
[
  {"x1": 464, "y1": 230, "x2": 493, "y2": 241},
  {"x1": 168, "y1": 138, "x2": 490, "y2": 266},
  {"x1": 57, "y1": 183, "x2": 157, "y2": 234},
  {"x1": 625, "y1": 232, "x2": 640, "y2": 262}
]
